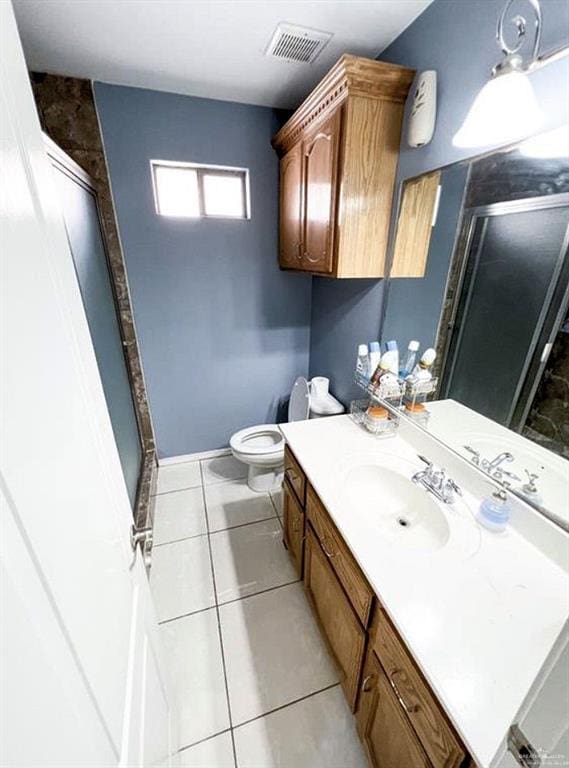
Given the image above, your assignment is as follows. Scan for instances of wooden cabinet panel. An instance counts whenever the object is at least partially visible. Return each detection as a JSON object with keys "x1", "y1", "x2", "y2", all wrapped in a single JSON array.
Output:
[
  {"x1": 272, "y1": 55, "x2": 414, "y2": 278},
  {"x1": 279, "y1": 143, "x2": 303, "y2": 269},
  {"x1": 304, "y1": 526, "x2": 366, "y2": 710},
  {"x1": 282, "y1": 479, "x2": 304, "y2": 577},
  {"x1": 373, "y1": 609, "x2": 465, "y2": 768},
  {"x1": 306, "y1": 485, "x2": 373, "y2": 627},
  {"x1": 356, "y1": 649, "x2": 432, "y2": 768},
  {"x1": 284, "y1": 445, "x2": 306, "y2": 507},
  {"x1": 302, "y1": 110, "x2": 341, "y2": 274},
  {"x1": 390, "y1": 171, "x2": 441, "y2": 278}
]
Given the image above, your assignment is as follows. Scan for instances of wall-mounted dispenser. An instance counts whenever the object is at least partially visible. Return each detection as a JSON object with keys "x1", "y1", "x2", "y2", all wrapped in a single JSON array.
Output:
[{"x1": 407, "y1": 70, "x2": 437, "y2": 147}]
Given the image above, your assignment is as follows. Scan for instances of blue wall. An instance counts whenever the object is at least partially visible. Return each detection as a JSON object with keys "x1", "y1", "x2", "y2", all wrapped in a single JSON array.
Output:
[
  {"x1": 309, "y1": 278, "x2": 384, "y2": 404},
  {"x1": 94, "y1": 84, "x2": 311, "y2": 458},
  {"x1": 310, "y1": 0, "x2": 569, "y2": 400}
]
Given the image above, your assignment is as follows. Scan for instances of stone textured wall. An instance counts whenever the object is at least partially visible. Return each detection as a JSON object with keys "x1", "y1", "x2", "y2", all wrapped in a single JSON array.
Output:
[
  {"x1": 31, "y1": 73, "x2": 157, "y2": 524},
  {"x1": 524, "y1": 317, "x2": 569, "y2": 459}
]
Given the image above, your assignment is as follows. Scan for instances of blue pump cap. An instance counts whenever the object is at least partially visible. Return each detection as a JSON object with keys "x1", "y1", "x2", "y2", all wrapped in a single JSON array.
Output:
[
  {"x1": 369, "y1": 341, "x2": 380, "y2": 353},
  {"x1": 386, "y1": 340, "x2": 398, "y2": 351}
]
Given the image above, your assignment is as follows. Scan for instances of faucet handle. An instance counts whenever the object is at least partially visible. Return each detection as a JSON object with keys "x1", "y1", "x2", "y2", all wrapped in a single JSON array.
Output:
[
  {"x1": 417, "y1": 454, "x2": 432, "y2": 467},
  {"x1": 524, "y1": 469, "x2": 540, "y2": 492},
  {"x1": 463, "y1": 445, "x2": 480, "y2": 465}
]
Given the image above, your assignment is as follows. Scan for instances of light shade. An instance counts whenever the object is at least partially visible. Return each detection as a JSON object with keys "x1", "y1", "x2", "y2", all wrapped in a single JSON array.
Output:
[{"x1": 453, "y1": 70, "x2": 543, "y2": 148}]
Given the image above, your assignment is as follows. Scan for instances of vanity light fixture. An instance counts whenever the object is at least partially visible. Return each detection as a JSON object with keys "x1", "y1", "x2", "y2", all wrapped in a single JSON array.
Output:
[{"x1": 453, "y1": 0, "x2": 569, "y2": 149}]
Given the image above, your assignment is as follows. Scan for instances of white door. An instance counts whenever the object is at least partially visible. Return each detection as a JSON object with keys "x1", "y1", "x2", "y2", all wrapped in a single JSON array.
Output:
[{"x1": 0, "y1": 3, "x2": 178, "y2": 766}]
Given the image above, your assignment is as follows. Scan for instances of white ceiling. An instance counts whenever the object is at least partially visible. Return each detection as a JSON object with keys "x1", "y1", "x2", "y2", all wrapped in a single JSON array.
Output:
[{"x1": 12, "y1": 0, "x2": 431, "y2": 108}]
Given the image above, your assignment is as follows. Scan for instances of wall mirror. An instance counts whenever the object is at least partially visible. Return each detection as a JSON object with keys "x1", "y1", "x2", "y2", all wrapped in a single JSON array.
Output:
[{"x1": 383, "y1": 124, "x2": 569, "y2": 530}]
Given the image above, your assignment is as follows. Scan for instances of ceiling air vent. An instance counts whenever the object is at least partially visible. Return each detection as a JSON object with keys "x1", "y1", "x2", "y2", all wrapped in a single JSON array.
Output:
[{"x1": 265, "y1": 23, "x2": 333, "y2": 64}]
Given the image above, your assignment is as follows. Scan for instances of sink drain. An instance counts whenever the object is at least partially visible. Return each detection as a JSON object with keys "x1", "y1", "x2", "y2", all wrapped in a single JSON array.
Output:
[{"x1": 397, "y1": 516, "x2": 410, "y2": 528}]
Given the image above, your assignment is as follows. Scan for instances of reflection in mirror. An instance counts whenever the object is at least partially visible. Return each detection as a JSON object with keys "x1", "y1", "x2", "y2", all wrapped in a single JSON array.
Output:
[{"x1": 384, "y1": 125, "x2": 569, "y2": 530}]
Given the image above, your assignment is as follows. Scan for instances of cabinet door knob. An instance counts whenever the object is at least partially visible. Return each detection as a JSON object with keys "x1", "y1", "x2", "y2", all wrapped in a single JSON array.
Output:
[
  {"x1": 285, "y1": 467, "x2": 298, "y2": 482},
  {"x1": 321, "y1": 535, "x2": 336, "y2": 558},
  {"x1": 361, "y1": 674, "x2": 376, "y2": 692}
]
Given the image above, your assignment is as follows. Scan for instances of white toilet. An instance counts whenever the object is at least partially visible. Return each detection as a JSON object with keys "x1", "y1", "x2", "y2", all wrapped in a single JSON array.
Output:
[{"x1": 230, "y1": 377, "x2": 344, "y2": 492}]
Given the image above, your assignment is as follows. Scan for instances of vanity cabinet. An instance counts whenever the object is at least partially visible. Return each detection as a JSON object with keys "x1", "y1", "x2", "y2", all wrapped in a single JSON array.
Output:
[
  {"x1": 282, "y1": 479, "x2": 305, "y2": 577},
  {"x1": 272, "y1": 55, "x2": 415, "y2": 278},
  {"x1": 279, "y1": 443, "x2": 471, "y2": 768},
  {"x1": 357, "y1": 649, "x2": 431, "y2": 768},
  {"x1": 304, "y1": 526, "x2": 366, "y2": 710}
]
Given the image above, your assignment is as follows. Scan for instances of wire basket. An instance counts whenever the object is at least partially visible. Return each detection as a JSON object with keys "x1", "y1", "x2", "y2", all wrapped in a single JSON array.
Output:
[{"x1": 349, "y1": 399, "x2": 399, "y2": 438}]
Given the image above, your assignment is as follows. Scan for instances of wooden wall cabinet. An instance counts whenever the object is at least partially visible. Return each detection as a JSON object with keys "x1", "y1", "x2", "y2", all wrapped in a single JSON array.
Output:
[
  {"x1": 390, "y1": 170, "x2": 442, "y2": 278},
  {"x1": 272, "y1": 55, "x2": 415, "y2": 278}
]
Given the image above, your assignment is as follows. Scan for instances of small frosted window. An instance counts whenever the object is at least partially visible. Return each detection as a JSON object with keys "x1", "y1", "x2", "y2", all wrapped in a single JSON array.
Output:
[
  {"x1": 154, "y1": 165, "x2": 200, "y2": 217},
  {"x1": 203, "y1": 173, "x2": 245, "y2": 217},
  {"x1": 152, "y1": 162, "x2": 249, "y2": 220}
]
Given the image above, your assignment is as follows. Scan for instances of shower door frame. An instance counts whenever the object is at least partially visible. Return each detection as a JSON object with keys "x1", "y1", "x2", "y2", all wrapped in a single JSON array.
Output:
[
  {"x1": 439, "y1": 192, "x2": 569, "y2": 432},
  {"x1": 44, "y1": 134, "x2": 147, "y2": 515}
]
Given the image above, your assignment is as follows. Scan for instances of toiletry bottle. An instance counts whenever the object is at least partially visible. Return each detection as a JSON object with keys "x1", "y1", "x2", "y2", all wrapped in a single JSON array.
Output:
[
  {"x1": 477, "y1": 489, "x2": 511, "y2": 532},
  {"x1": 400, "y1": 340, "x2": 420, "y2": 378},
  {"x1": 369, "y1": 342, "x2": 381, "y2": 377},
  {"x1": 371, "y1": 352, "x2": 399, "y2": 389},
  {"x1": 384, "y1": 340, "x2": 399, "y2": 376},
  {"x1": 408, "y1": 347, "x2": 437, "y2": 382},
  {"x1": 356, "y1": 344, "x2": 371, "y2": 379}
]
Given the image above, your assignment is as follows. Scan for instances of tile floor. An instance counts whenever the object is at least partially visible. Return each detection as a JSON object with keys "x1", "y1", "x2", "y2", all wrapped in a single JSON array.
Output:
[{"x1": 150, "y1": 454, "x2": 368, "y2": 767}]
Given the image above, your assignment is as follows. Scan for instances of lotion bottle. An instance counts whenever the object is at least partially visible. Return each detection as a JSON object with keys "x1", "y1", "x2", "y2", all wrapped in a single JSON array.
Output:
[
  {"x1": 356, "y1": 344, "x2": 371, "y2": 379},
  {"x1": 383, "y1": 340, "x2": 399, "y2": 375}
]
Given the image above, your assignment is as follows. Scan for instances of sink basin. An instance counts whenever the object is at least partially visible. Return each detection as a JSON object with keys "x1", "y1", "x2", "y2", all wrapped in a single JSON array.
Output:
[{"x1": 340, "y1": 463, "x2": 450, "y2": 553}]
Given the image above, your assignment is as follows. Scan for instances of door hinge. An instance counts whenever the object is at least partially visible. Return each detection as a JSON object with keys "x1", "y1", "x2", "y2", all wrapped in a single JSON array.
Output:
[{"x1": 508, "y1": 724, "x2": 541, "y2": 768}]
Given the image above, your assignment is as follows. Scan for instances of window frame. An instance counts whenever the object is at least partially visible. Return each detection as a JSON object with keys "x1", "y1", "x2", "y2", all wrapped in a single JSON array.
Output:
[{"x1": 150, "y1": 159, "x2": 251, "y2": 220}]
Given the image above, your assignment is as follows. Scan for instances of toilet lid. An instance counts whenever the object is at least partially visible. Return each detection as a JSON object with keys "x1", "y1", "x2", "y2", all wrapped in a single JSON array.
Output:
[{"x1": 288, "y1": 377, "x2": 310, "y2": 422}]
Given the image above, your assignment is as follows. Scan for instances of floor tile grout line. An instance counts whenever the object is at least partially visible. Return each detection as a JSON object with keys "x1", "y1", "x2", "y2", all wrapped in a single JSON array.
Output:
[
  {"x1": 199, "y1": 460, "x2": 239, "y2": 768},
  {"x1": 158, "y1": 602, "x2": 217, "y2": 626},
  {"x1": 232, "y1": 682, "x2": 342, "y2": 732},
  {"x1": 217, "y1": 578, "x2": 301, "y2": 609},
  {"x1": 153, "y1": 530, "x2": 209, "y2": 548},
  {"x1": 209, "y1": 513, "x2": 279, "y2": 536},
  {"x1": 153, "y1": 483, "x2": 203, "y2": 497},
  {"x1": 178, "y1": 727, "x2": 232, "y2": 753}
]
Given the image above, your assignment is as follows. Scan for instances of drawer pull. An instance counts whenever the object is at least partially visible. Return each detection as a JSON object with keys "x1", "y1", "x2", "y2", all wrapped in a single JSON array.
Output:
[
  {"x1": 285, "y1": 468, "x2": 299, "y2": 482},
  {"x1": 320, "y1": 535, "x2": 336, "y2": 558},
  {"x1": 389, "y1": 669, "x2": 419, "y2": 714},
  {"x1": 361, "y1": 674, "x2": 376, "y2": 692}
]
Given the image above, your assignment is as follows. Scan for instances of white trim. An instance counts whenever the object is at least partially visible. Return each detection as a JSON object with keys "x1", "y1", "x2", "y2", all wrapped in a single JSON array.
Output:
[{"x1": 158, "y1": 447, "x2": 231, "y2": 466}]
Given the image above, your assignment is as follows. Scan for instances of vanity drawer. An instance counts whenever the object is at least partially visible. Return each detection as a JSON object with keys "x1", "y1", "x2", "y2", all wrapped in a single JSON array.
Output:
[
  {"x1": 306, "y1": 485, "x2": 374, "y2": 627},
  {"x1": 373, "y1": 609, "x2": 466, "y2": 768},
  {"x1": 284, "y1": 445, "x2": 306, "y2": 507}
]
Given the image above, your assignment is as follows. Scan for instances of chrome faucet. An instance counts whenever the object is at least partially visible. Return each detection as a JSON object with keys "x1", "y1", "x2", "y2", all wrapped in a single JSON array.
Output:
[
  {"x1": 463, "y1": 446, "x2": 521, "y2": 482},
  {"x1": 412, "y1": 456, "x2": 462, "y2": 505},
  {"x1": 485, "y1": 451, "x2": 514, "y2": 473}
]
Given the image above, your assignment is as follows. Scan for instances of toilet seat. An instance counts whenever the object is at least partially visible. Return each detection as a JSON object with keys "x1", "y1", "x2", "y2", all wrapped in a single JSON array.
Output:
[{"x1": 229, "y1": 424, "x2": 284, "y2": 458}]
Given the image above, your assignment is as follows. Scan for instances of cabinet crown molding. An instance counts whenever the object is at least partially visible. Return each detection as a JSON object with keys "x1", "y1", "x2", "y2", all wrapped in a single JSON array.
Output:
[{"x1": 272, "y1": 54, "x2": 415, "y2": 155}]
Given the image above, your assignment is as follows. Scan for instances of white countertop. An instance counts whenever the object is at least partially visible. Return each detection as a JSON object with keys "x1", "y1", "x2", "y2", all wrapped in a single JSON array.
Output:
[{"x1": 280, "y1": 415, "x2": 569, "y2": 768}]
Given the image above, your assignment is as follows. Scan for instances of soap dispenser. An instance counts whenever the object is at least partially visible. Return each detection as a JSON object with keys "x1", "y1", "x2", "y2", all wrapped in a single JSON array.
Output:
[{"x1": 477, "y1": 489, "x2": 511, "y2": 532}]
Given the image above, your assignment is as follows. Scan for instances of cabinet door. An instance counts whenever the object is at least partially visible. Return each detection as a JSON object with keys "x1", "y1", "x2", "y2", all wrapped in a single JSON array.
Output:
[
  {"x1": 304, "y1": 526, "x2": 366, "y2": 710},
  {"x1": 356, "y1": 650, "x2": 432, "y2": 768},
  {"x1": 282, "y1": 479, "x2": 304, "y2": 576},
  {"x1": 279, "y1": 143, "x2": 303, "y2": 269},
  {"x1": 302, "y1": 110, "x2": 341, "y2": 274}
]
